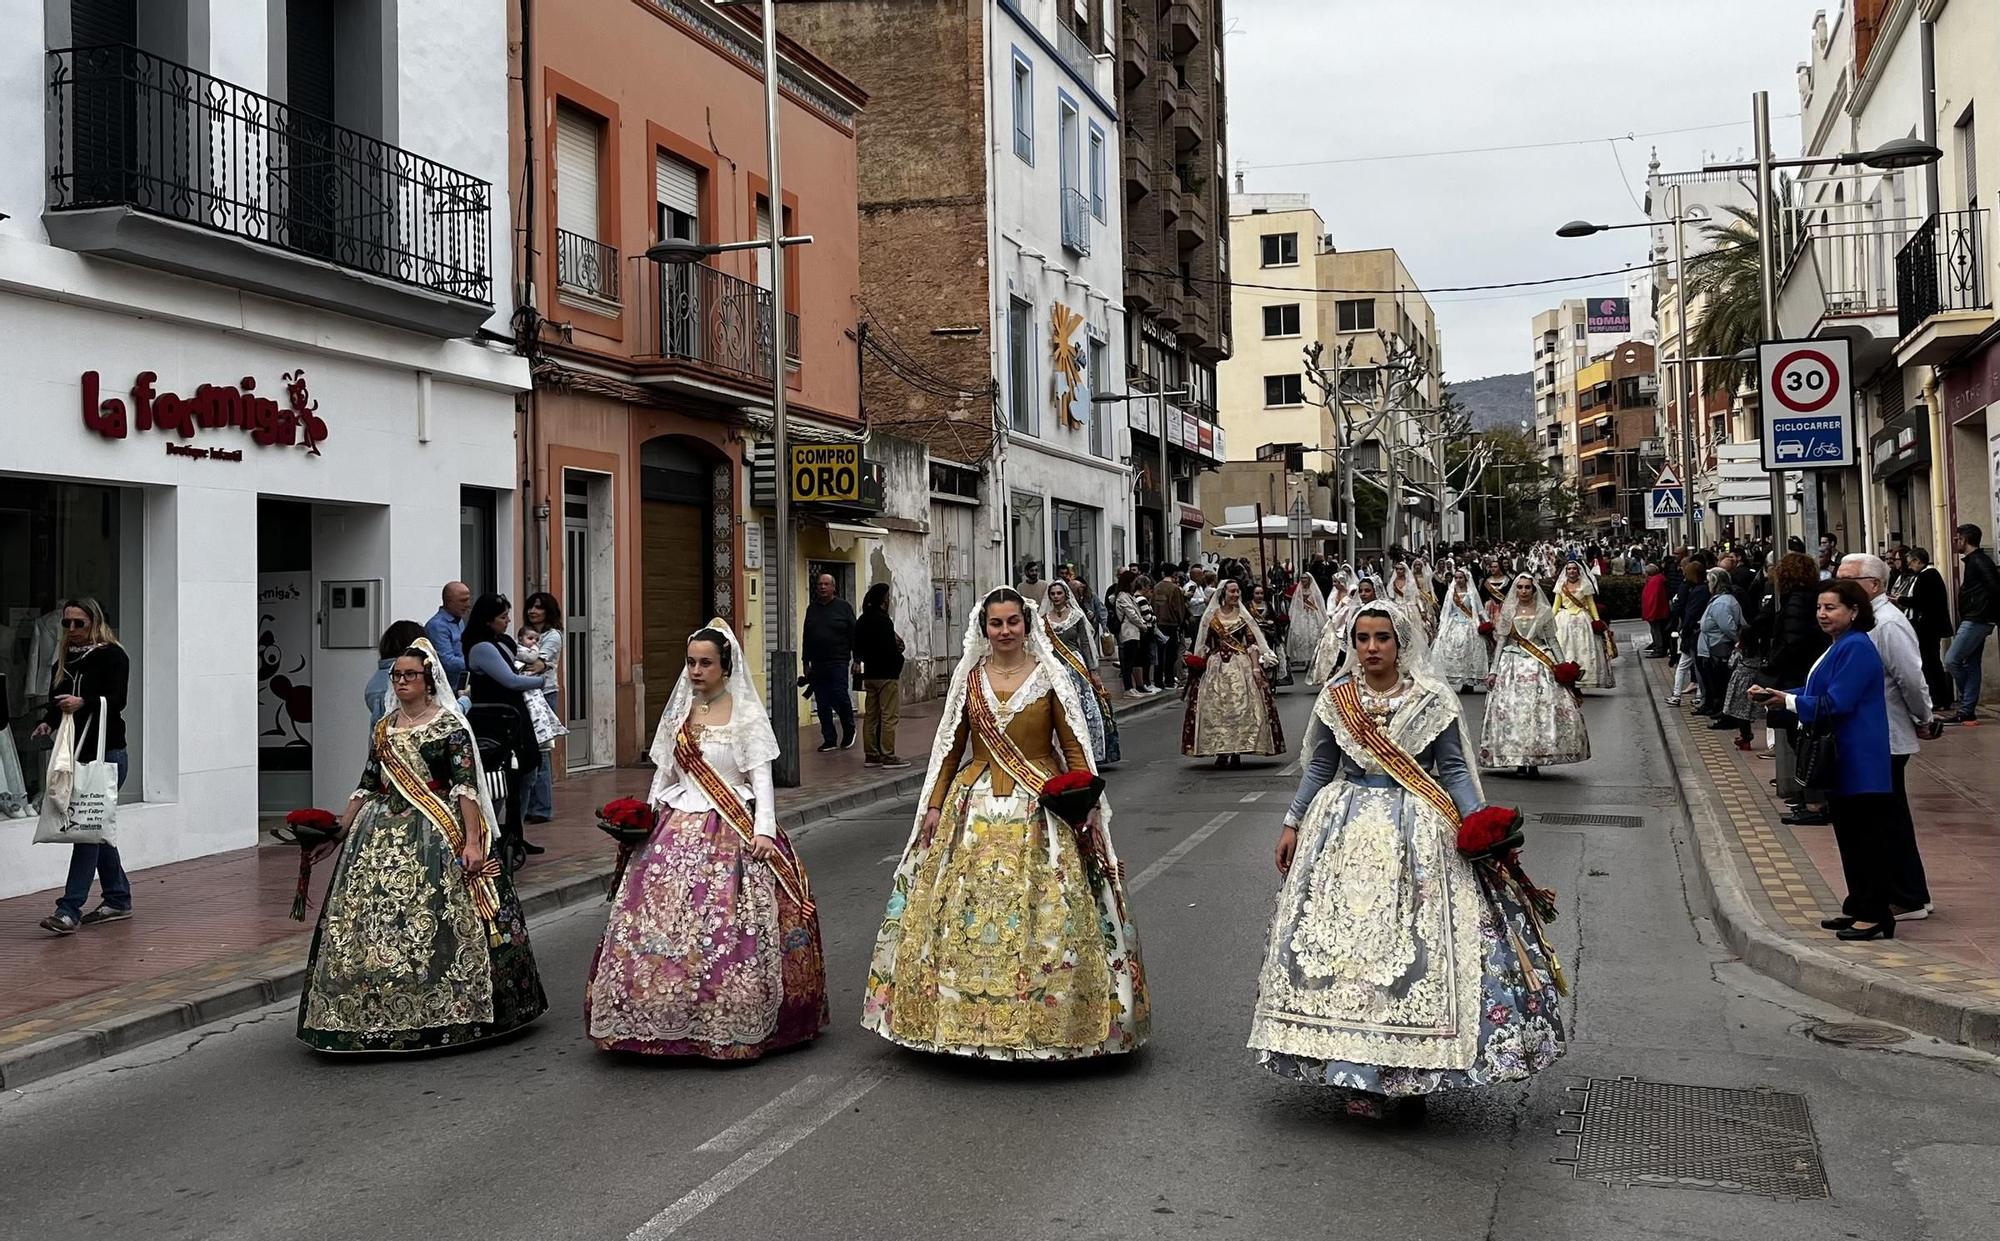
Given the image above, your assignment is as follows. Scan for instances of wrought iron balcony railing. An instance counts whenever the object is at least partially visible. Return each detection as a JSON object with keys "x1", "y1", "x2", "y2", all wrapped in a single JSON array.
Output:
[
  {"x1": 1061, "y1": 186, "x2": 1092, "y2": 256},
  {"x1": 556, "y1": 228, "x2": 620, "y2": 304},
  {"x1": 1897, "y1": 209, "x2": 1991, "y2": 339},
  {"x1": 647, "y1": 259, "x2": 777, "y2": 383},
  {"x1": 47, "y1": 44, "x2": 492, "y2": 304}
]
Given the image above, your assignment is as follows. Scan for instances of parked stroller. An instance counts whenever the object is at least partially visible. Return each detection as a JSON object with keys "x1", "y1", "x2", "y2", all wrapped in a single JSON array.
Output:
[{"x1": 465, "y1": 702, "x2": 533, "y2": 875}]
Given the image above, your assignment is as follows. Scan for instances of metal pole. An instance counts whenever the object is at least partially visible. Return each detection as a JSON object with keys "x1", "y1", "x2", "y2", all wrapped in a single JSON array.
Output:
[
  {"x1": 1495, "y1": 461, "x2": 1506, "y2": 545},
  {"x1": 1340, "y1": 393, "x2": 1357, "y2": 565},
  {"x1": 761, "y1": 0, "x2": 800, "y2": 787},
  {"x1": 1158, "y1": 383, "x2": 1172, "y2": 566},
  {"x1": 1671, "y1": 185, "x2": 1696, "y2": 549},
  {"x1": 1754, "y1": 90, "x2": 1788, "y2": 549},
  {"x1": 1383, "y1": 371, "x2": 1400, "y2": 554}
]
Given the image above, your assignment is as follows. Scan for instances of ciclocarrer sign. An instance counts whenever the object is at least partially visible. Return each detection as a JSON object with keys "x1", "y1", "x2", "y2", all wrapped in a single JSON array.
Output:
[
  {"x1": 789, "y1": 443, "x2": 861, "y2": 502},
  {"x1": 1759, "y1": 338, "x2": 1856, "y2": 470}
]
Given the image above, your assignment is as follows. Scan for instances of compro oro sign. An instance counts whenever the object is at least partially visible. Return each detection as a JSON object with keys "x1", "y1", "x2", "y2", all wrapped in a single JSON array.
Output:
[
  {"x1": 789, "y1": 443, "x2": 861, "y2": 502},
  {"x1": 1759, "y1": 339, "x2": 1855, "y2": 470}
]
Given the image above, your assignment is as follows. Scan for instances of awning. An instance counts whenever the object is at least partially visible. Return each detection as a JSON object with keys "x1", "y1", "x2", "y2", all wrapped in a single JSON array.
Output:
[{"x1": 1210, "y1": 515, "x2": 1348, "y2": 537}]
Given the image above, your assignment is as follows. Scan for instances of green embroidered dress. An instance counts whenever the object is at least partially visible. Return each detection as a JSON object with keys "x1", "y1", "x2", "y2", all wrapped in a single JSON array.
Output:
[{"x1": 297, "y1": 713, "x2": 547, "y2": 1053}]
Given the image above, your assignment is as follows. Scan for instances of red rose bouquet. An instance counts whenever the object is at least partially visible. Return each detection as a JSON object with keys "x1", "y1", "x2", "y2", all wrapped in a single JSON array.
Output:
[
  {"x1": 1183, "y1": 653, "x2": 1207, "y2": 674},
  {"x1": 1552, "y1": 661, "x2": 1583, "y2": 686},
  {"x1": 596, "y1": 797, "x2": 656, "y2": 900},
  {"x1": 1039, "y1": 770, "x2": 1105, "y2": 828},
  {"x1": 1590, "y1": 619, "x2": 1607, "y2": 634},
  {"x1": 1477, "y1": 621, "x2": 1495, "y2": 636},
  {"x1": 1456, "y1": 805, "x2": 1523, "y2": 859},
  {"x1": 272, "y1": 808, "x2": 342, "y2": 920}
]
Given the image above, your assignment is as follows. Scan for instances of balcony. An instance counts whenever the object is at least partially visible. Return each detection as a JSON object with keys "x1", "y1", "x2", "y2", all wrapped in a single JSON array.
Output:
[
  {"x1": 1055, "y1": 22, "x2": 1098, "y2": 85},
  {"x1": 1164, "y1": 2, "x2": 1204, "y2": 54},
  {"x1": 1774, "y1": 217, "x2": 1918, "y2": 374},
  {"x1": 1060, "y1": 187, "x2": 1092, "y2": 257},
  {"x1": 1123, "y1": 137, "x2": 1153, "y2": 198},
  {"x1": 44, "y1": 45, "x2": 493, "y2": 338},
  {"x1": 1895, "y1": 209, "x2": 1993, "y2": 367},
  {"x1": 1120, "y1": 27, "x2": 1150, "y2": 88},
  {"x1": 1173, "y1": 181, "x2": 1209, "y2": 250},
  {"x1": 634, "y1": 259, "x2": 779, "y2": 392},
  {"x1": 1162, "y1": 81, "x2": 1203, "y2": 151},
  {"x1": 556, "y1": 228, "x2": 620, "y2": 308}
]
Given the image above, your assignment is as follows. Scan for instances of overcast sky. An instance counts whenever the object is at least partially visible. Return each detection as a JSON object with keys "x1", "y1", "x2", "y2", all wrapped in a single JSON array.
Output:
[{"x1": 1224, "y1": 0, "x2": 1827, "y2": 381}]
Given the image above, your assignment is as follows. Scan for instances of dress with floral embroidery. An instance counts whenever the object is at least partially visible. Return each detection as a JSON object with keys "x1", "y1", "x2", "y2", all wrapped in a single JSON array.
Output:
[
  {"x1": 297, "y1": 714, "x2": 547, "y2": 1053},
  {"x1": 1249, "y1": 675, "x2": 1566, "y2": 1096},
  {"x1": 586, "y1": 717, "x2": 827, "y2": 1060}
]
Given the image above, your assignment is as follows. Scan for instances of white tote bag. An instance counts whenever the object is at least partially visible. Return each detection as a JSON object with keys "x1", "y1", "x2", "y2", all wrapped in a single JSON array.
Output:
[{"x1": 35, "y1": 699, "x2": 120, "y2": 846}]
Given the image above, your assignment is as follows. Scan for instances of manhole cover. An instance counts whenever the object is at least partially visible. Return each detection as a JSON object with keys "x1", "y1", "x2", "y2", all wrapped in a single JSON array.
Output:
[
  {"x1": 1556, "y1": 1077, "x2": 1829, "y2": 1199},
  {"x1": 1804, "y1": 1020, "x2": 1910, "y2": 1048},
  {"x1": 1537, "y1": 813, "x2": 1646, "y2": 829}
]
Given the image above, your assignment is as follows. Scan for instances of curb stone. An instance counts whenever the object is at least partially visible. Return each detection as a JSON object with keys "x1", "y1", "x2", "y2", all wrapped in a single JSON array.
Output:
[
  {"x1": 1632, "y1": 626, "x2": 2000, "y2": 1055},
  {"x1": 0, "y1": 691, "x2": 1185, "y2": 1091}
]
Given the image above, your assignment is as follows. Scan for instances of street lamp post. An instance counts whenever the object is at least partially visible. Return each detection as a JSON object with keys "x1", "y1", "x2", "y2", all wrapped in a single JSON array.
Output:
[
  {"x1": 1095, "y1": 385, "x2": 1189, "y2": 564},
  {"x1": 648, "y1": 0, "x2": 812, "y2": 784}
]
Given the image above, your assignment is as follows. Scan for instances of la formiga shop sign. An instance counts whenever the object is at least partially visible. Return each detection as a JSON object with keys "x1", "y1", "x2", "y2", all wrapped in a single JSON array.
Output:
[{"x1": 80, "y1": 369, "x2": 329, "y2": 460}]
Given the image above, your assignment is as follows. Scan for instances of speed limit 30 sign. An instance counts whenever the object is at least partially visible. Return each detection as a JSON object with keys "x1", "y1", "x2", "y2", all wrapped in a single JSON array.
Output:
[{"x1": 1759, "y1": 338, "x2": 1855, "y2": 470}]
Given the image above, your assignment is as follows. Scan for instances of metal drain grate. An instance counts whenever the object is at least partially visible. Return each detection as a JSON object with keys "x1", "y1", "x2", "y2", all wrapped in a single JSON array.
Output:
[
  {"x1": 1537, "y1": 813, "x2": 1646, "y2": 829},
  {"x1": 1556, "y1": 1077, "x2": 1830, "y2": 1199}
]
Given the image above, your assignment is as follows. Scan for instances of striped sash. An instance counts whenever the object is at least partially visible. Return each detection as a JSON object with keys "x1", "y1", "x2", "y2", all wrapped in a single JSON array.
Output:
[
  {"x1": 964, "y1": 665, "x2": 1053, "y2": 794},
  {"x1": 674, "y1": 715, "x2": 814, "y2": 914},
  {"x1": 1324, "y1": 680, "x2": 1460, "y2": 825},
  {"x1": 374, "y1": 718, "x2": 504, "y2": 938}
]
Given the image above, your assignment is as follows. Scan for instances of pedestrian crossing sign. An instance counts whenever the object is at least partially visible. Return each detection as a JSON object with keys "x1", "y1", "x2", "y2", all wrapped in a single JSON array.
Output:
[{"x1": 1649, "y1": 486, "x2": 1686, "y2": 521}]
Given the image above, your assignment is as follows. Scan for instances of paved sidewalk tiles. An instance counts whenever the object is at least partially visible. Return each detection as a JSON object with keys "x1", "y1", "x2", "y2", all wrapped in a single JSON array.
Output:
[{"x1": 1642, "y1": 646, "x2": 2000, "y2": 1047}]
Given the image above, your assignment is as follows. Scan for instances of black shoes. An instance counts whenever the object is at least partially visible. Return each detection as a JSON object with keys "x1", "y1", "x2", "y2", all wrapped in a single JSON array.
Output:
[
  {"x1": 1835, "y1": 921, "x2": 1894, "y2": 941},
  {"x1": 816, "y1": 740, "x2": 838, "y2": 753},
  {"x1": 840, "y1": 731, "x2": 857, "y2": 751},
  {"x1": 1820, "y1": 915, "x2": 1856, "y2": 930}
]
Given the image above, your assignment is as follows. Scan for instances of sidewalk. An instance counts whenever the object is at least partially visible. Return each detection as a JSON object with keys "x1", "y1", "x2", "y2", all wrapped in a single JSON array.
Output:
[
  {"x1": 0, "y1": 684, "x2": 1180, "y2": 1088},
  {"x1": 1639, "y1": 639, "x2": 2000, "y2": 1052}
]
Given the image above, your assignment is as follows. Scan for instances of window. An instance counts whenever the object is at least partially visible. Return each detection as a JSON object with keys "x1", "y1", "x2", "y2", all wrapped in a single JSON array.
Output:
[
  {"x1": 1264, "y1": 374, "x2": 1304, "y2": 406},
  {"x1": 554, "y1": 103, "x2": 602, "y2": 244},
  {"x1": 1259, "y1": 232, "x2": 1298, "y2": 266},
  {"x1": 1262, "y1": 303, "x2": 1301, "y2": 338},
  {"x1": 1088, "y1": 124, "x2": 1106, "y2": 221},
  {"x1": 1008, "y1": 296, "x2": 1036, "y2": 435},
  {"x1": 1574, "y1": 323, "x2": 1587, "y2": 340},
  {"x1": 1010, "y1": 490, "x2": 1045, "y2": 582},
  {"x1": 1011, "y1": 52, "x2": 1034, "y2": 164},
  {"x1": 656, "y1": 152, "x2": 701, "y2": 243},
  {"x1": 1957, "y1": 106, "x2": 1978, "y2": 211},
  {"x1": 1088, "y1": 339, "x2": 1110, "y2": 457},
  {"x1": 1335, "y1": 299, "x2": 1375, "y2": 332},
  {"x1": 1059, "y1": 98, "x2": 1080, "y2": 194}
]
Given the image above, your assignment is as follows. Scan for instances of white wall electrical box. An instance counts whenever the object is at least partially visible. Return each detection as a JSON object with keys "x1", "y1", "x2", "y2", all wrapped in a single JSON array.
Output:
[{"x1": 321, "y1": 579, "x2": 383, "y2": 649}]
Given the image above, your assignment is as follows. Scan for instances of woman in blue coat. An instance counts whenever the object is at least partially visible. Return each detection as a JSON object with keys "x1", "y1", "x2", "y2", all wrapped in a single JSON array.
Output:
[{"x1": 1750, "y1": 579, "x2": 1894, "y2": 940}]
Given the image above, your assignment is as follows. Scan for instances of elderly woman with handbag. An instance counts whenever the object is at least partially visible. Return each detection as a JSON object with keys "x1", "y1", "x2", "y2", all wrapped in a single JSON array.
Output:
[{"x1": 1750, "y1": 579, "x2": 1896, "y2": 941}]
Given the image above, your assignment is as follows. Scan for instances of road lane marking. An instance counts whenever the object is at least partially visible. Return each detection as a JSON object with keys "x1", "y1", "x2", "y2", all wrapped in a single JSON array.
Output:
[
  {"x1": 694, "y1": 1074, "x2": 832, "y2": 1153},
  {"x1": 631, "y1": 1065, "x2": 890, "y2": 1239},
  {"x1": 877, "y1": 852, "x2": 904, "y2": 864},
  {"x1": 1129, "y1": 810, "x2": 1238, "y2": 893},
  {"x1": 1238, "y1": 791, "x2": 1264, "y2": 803}
]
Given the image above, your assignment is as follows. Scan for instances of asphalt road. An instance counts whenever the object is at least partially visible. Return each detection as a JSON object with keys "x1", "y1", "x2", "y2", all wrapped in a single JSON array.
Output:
[{"x1": 4, "y1": 642, "x2": 1998, "y2": 1241}]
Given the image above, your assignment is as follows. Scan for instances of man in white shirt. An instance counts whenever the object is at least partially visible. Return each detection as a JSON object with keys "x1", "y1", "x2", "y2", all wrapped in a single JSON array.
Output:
[{"x1": 1835, "y1": 553, "x2": 1940, "y2": 920}]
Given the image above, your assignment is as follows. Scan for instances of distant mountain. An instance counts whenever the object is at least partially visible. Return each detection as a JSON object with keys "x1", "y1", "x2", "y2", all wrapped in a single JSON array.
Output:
[{"x1": 1447, "y1": 372, "x2": 1533, "y2": 433}]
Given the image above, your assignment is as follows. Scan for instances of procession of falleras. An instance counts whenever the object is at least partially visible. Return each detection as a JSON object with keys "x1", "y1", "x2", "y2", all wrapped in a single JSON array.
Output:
[{"x1": 295, "y1": 560, "x2": 1590, "y2": 1121}]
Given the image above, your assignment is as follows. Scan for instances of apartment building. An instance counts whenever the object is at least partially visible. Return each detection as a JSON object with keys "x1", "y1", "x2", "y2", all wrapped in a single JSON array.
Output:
[
  {"x1": 1119, "y1": 0, "x2": 1232, "y2": 563},
  {"x1": 0, "y1": 0, "x2": 528, "y2": 894},
  {"x1": 1573, "y1": 341, "x2": 1661, "y2": 533},
  {"x1": 512, "y1": 0, "x2": 868, "y2": 765},
  {"x1": 1530, "y1": 300, "x2": 1591, "y2": 482},
  {"x1": 1220, "y1": 194, "x2": 1446, "y2": 553}
]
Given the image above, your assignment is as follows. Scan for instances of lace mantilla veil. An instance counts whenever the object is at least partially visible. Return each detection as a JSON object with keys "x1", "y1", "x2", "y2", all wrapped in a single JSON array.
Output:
[
  {"x1": 896, "y1": 589, "x2": 1113, "y2": 870},
  {"x1": 405, "y1": 635, "x2": 502, "y2": 845},
  {"x1": 1308, "y1": 601, "x2": 1481, "y2": 800},
  {"x1": 646, "y1": 619, "x2": 782, "y2": 793},
  {"x1": 1499, "y1": 573, "x2": 1555, "y2": 636},
  {"x1": 1192, "y1": 584, "x2": 1278, "y2": 662}
]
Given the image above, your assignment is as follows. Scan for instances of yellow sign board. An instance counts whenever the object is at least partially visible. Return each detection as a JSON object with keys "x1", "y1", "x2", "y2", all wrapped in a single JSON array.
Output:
[{"x1": 789, "y1": 443, "x2": 861, "y2": 502}]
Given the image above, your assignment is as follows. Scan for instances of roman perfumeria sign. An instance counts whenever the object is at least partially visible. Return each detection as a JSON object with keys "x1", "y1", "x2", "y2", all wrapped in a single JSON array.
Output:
[
  {"x1": 81, "y1": 369, "x2": 330, "y2": 459},
  {"x1": 1586, "y1": 297, "x2": 1631, "y2": 334}
]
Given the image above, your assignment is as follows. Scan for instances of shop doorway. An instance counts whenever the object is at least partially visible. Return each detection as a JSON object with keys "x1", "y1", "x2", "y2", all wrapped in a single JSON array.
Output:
[
  {"x1": 640, "y1": 437, "x2": 717, "y2": 722},
  {"x1": 562, "y1": 470, "x2": 614, "y2": 771},
  {"x1": 257, "y1": 499, "x2": 314, "y2": 813}
]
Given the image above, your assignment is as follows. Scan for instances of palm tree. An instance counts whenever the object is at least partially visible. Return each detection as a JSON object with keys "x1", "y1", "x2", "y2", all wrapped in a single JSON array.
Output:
[{"x1": 1682, "y1": 175, "x2": 1796, "y2": 395}]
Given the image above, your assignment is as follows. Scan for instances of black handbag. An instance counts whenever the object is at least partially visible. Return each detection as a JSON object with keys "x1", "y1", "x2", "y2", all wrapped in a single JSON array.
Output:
[{"x1": 1793, "y1": 722, "x2": 1839, "y2": 791}]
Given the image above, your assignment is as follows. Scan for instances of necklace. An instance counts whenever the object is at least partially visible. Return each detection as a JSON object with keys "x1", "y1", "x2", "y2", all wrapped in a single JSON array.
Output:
[
  {"x1": 396, "y1": 703, "x2": 440, "y2": 729},
  {"x1": 694, "y1": 688, "x2": 727, "y2": 719},
  {"x1": 986, "y1": 653, "x2": 1030, "y2": 678}
]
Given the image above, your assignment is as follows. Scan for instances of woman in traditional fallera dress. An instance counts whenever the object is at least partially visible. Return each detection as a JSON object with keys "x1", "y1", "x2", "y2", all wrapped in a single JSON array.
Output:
[
  {"x1": 586, "y1": 622, "x2": 827, "y2": 1060},
  {"x1": 1388, "y1": 564, "x2": 1435, "y2": 639},
  {"x1": 1480, "y1": 576, "x2": 1591, "y2": 775},
  {"x1": 1287, "y1": 571, "x2": 1328, "y2": 673},
  {"x1": 1433, "y1": 566, "x2": 1490, "y2": 692},
  {"x1": 862, "y1": 589, "x2": 1148, "y2": 1060},
  {"x1": 299, "y1": 638, "x2": 547, "y2": 1053},
  {"x1": 1184, "y1": 579, "x2": 1286, "y2": 768},
  {"x1": 1551, "y1": 562, "x2": 1616, "y2": 690},
  {"x1": 1250, "y1": 602, "x2": 1566, "y2": 1118},
  {"x1": 1041, "y1": 579, "x2": 1120, "y2": 765}
]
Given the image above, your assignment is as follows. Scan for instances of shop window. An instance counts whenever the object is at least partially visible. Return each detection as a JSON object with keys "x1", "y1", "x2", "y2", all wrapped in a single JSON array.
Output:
[
  {"x1": 1010, "y1": 490, "x2": 1045, "y2": 582},
  {"x1": 0, "y1": 480, "x2": 137, "y2": 809}
]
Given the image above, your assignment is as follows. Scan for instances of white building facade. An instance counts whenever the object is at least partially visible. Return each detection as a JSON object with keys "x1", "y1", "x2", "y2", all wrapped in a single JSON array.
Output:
[
  {"x1": 0, "y1": 0, "x2": 527, "y2": 896},
  {"x1": 989, "y1": 0, "x2": 1132, "y2": 595}
]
